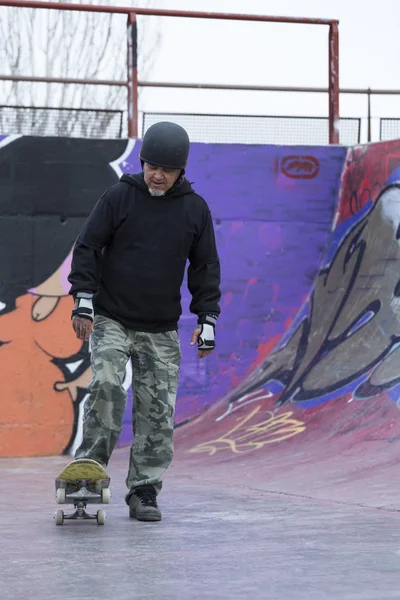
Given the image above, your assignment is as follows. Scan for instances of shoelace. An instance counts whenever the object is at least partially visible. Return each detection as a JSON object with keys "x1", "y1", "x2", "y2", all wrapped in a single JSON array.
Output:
[{"x1": 135, "y1": 487, "x2": 158, "y2": 507}]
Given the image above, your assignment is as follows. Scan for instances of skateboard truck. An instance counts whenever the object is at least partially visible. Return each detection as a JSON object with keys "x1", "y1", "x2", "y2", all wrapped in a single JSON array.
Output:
[
  {"x1": 54, "y1": 459, "x2": 111, "y2": 526},
  {"x1": 55, "y1": 479, "x2": 110, "y2": 525}
]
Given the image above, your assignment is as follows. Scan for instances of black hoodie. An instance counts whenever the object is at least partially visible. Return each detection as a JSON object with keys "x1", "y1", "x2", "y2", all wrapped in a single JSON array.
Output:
[{"x1": 68, "y1": 173, "x2": 221, "y2": 332}]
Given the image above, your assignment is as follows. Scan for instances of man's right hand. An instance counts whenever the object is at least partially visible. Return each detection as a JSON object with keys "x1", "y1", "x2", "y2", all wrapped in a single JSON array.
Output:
[
  {"x1": 72, "y1": 316, "x2": 93, "y2": 341},
  {"x1": 71, "y1": 292, "x2": 94, "y2": 340}
]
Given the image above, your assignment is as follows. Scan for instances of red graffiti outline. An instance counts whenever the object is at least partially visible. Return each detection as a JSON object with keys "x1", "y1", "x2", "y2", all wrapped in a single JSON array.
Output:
[{"x1": 281, "y1": 155, "x2": 320, "y2": 179}]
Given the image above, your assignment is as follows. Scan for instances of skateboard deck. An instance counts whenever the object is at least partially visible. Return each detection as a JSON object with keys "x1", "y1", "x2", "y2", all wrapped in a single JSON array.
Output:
[
  {"x1": 57, "y1": 458, "x2": 108, "y2": 484},
  {"x1": 54, "y1": 458, "x2": 110, "y2": 526}
]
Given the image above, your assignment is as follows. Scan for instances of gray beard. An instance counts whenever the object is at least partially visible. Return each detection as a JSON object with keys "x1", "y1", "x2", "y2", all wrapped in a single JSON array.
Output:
[{"x1": 148, "y1": 188, "x2": 166, "y2": 197}]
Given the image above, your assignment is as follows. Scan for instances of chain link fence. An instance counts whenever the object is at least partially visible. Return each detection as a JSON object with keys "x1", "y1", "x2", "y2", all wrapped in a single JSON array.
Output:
[
  {"x1": 143, "y1": 112, "x2": 361, "y2": 145},
  {"x1": 380, "y1": 119, "x2": 400, "y2": 142},
  {"x1": 1, "y1": 106, "x2": 371, "y2": 144},
  {"x1": 0, "y1": 106, "x2": 124, "y2": 139}
]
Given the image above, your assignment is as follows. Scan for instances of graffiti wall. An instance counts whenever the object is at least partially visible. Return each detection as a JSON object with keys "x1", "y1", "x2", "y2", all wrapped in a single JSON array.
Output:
[
  {"x1": 223, "y1": 139, "x2": 400, "y2": 417},
  {"x1": 0, "y1": 135, "x2": 346, "y2": 457},
  {"x1": 175, "y1": 140, "x2": 400, "y2": 505},
  {"x1": 0, "y1": 135, "x2": 127, "y2": 456}
]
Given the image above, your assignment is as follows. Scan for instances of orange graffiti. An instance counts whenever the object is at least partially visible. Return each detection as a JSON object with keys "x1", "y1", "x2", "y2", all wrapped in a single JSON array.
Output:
[{"x1": 0, "y1": 293, "x2": 87, "y2": 457}]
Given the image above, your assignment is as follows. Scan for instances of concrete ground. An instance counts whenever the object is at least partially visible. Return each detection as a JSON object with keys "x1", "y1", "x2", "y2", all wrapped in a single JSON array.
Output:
[{"x1": 2, "y1": 448, "x2": 400, "y2": 600}]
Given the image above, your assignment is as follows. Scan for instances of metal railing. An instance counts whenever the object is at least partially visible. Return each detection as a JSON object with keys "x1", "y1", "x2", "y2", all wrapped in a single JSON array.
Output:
[
  {"x1": 141, "y1": 84, "x2": 400, "y2": 144},
  {"x1": 0, "y1": 0, "x2": 340, "y2": 142}
]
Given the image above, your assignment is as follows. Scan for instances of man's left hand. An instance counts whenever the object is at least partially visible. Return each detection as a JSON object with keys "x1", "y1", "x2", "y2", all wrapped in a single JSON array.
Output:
[{"x1": 190, "y1": 318, "x2": 216, "y2": 359}]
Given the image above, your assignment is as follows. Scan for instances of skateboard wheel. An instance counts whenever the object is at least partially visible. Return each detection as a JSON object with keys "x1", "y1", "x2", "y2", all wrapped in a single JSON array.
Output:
[
  {"x1": 101, "y1": 488, "x2": 111, "y2": 504},
  {"x1": 97, "y1": 510, "x2": 106, "y2": 525},
  {"x1": 56, "y1": 488, "x2": 66, "y2": 504},
  {"x1": 55, "y1": 510, "x2": 64, "y2": 526}
]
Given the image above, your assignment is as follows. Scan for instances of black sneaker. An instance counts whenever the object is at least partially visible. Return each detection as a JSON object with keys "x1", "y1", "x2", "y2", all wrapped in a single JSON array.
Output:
[{"x1": 128, "y1": 485, "x2": 162, "y2": 521}]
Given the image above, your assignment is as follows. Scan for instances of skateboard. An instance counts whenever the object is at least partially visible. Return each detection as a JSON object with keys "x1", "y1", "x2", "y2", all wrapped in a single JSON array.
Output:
[{"x1": 54, "y1": 458, "x2": 111, "y2": 526}]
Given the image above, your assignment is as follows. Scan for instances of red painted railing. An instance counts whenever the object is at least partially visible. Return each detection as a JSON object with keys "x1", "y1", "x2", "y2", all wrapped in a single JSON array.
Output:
[{"x1": 0, "y1": 1, "x2": 340, "y2": 142}]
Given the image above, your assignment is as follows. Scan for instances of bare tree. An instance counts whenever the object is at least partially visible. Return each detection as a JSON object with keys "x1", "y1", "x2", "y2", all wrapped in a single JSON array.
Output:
[{"x1": 0, "y1": 0, "x2": 162, "y2": 137}]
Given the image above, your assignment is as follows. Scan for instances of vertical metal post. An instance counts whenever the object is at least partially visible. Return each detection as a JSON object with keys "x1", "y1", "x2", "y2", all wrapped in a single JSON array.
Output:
[
  {"x1": 328, "y1": 22, "x2": 339, "y2": 144},
  {"x1": 127, "y1": 12, "x2": 138, "y2": 138},
  {"x1": 367, "y1": 88, "x2": 371, "y2": 142}
]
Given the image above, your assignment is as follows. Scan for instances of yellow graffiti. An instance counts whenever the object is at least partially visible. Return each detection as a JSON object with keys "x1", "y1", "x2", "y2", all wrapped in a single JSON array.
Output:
[{"x1": 188, "y1": 405, "x2": 306, "y2": 456}]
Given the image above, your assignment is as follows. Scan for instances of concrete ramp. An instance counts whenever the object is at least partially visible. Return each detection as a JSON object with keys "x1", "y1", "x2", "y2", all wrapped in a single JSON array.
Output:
[
  {"x1": 2, "y1": 133, "x2": 400, "y2": 510},
  {"x1": 118, "y1": 141, "x2": 347, "y2": 436},
  {"x1": 172, "y1": 139, "x2": 400, "y2": 510},
  {"x1": 2, "y1": 136, "x2": 400, "y2": 599}
]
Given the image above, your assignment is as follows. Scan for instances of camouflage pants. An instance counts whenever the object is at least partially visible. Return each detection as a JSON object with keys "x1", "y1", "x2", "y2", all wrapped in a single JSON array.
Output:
[{"x1": 74, "y1": 315, "x2": 181, "y2": 495}]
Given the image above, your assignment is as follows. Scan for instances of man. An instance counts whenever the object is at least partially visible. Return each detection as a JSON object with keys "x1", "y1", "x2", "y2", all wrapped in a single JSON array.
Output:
[{"x1": 68, "y1": 122, "x2": 221, "y2": 521}]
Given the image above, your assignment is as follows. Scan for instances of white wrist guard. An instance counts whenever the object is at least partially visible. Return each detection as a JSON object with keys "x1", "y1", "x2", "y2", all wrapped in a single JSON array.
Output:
[
  {"x1": 72, "y1": 292, "x2": 94, "y2": 321},
  {"x1": 198, "y1": 314, "x2": 217, "y2": 350}
]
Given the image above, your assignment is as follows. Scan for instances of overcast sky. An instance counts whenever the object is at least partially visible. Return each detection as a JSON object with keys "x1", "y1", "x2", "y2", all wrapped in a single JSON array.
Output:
[{"x1": 134, "y1": 0, "x2": 400, "y2": 141}]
